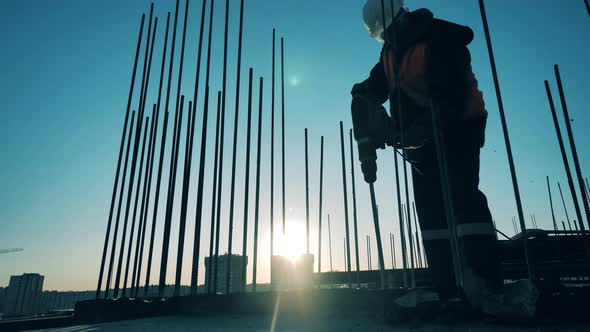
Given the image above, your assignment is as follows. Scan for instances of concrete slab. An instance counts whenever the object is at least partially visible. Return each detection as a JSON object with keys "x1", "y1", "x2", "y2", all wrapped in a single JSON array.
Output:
[{"x1": 30, "y1": 316, "x2": 589, "y2": 332}]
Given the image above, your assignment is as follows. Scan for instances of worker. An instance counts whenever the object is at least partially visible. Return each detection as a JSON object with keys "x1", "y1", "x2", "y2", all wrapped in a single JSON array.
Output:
[{"x1": 351, "y1": 0, "x2": 538, "y2": 320}]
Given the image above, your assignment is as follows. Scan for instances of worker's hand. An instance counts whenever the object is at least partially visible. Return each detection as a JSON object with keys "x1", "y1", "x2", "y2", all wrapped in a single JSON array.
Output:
[
  {"x1": 351, "y1": 93, "x2": 393, "y2": 150},
  {"x1": 351, "y1": 87, "x2": 391, "y2": 184},
  {"x1": 368, "y1": 105, "x2": 394, "y2": 149}
]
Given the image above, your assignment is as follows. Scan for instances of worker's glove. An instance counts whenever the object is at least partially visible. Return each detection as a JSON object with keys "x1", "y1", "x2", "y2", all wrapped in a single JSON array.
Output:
[
  {"x1": 368, "y1": 104, "x2": 395, "y2": 149},
  {"x1": 351, "y1": 83, "x2": 394, "y2": 183},
  {"x1": 351, "y1": 87, "x2": 394, "y2": 149}
]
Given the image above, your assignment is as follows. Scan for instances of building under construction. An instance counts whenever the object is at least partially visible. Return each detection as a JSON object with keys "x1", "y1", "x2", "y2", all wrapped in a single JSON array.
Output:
[{"x1": 1, "y1": 0, "x2": 590, "y2": 330}]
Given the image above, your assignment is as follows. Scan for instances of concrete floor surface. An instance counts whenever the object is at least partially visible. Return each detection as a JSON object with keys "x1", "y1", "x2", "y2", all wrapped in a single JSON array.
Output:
[{"x1": 31, "y1": 316, "x2": 589, "y2": 332}]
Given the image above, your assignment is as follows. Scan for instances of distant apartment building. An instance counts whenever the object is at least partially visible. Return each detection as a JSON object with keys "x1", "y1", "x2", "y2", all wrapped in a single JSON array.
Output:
[
  {"x1": 40, "y1": 290, "x2": 95, "y2": 312},
  {"x1": 3, "y1": 273, "x2": 44, "y2": 316},
  {"x1": 271, "y1": 254, "x2": 314, "y2": 291},
  {"x1": 141, "y1": 284, "x2": 192, "y2": 298},
  {"x1": 204, "y1": 254, "x2": 247, "y2": 294},
  {"x1": 0, "y1": 287, "x2": 6, "y2": 315}
]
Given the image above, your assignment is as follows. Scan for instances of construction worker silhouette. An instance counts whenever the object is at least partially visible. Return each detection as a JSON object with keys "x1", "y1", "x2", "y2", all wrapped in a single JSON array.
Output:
[{"x1": 351, "y1": 0, "x2": 538, "y2": 319}]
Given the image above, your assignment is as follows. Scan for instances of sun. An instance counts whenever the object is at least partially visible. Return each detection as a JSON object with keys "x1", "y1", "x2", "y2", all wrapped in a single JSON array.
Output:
[
  {"x1": 289, "y1": 76, "x2": 300, "y2": 87},
  {"x1": 277, "y1": 222, "x2": 307, "y2": 263}
]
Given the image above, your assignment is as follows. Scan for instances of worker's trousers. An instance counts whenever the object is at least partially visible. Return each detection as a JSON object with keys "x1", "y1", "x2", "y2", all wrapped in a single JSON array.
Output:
[{"x1": 406, "y1": 119, "x2": 502, "y2": 299}]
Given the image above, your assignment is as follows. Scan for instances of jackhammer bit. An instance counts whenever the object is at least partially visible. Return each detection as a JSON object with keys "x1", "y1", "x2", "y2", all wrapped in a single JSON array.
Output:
[
  {"x1": 369, "y1": 183, "x2": 387, "y2": 288},
  {"x1": 351, "y1": 93, "x2": 387, "y2": 288},
  {"x1": 351, "y1": 89, "x2": 391, "y2": 184},
  {"x1": 354, "y1": 132, "x2": 387, "y2": 288},
  {"x1": 357, "y1": 137, "x2": 378, "y2": 184}
]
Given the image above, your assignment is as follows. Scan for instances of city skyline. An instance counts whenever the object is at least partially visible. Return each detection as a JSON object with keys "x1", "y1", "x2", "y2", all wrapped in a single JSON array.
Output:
[{"x1": 1, "y1": 0, "x2": 589, "y2": 292}]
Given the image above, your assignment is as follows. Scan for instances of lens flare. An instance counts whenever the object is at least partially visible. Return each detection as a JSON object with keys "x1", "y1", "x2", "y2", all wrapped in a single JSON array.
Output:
[{"x1": 277, "y1": 222, "x2": 307, "y2": 262}]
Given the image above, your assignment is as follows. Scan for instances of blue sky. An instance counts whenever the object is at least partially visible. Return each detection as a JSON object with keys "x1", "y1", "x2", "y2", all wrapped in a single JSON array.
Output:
[{"x1": 0, "y1": 0, "x2": 589, "y2": 291}]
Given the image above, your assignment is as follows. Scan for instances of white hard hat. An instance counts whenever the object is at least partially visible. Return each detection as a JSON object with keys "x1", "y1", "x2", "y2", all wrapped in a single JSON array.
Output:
[{"x1": 363, "y1": 0, "x2": 404, "y2": 41}]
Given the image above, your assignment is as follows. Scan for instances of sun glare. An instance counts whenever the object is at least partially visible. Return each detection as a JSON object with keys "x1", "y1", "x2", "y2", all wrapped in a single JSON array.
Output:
[{"x1": 277, "y1": 222, "x2": 307, "y2": 263}]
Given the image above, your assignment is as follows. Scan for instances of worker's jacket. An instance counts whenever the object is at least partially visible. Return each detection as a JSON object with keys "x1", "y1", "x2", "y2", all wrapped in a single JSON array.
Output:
[{"x1": 354, "y1": 8, "x2": 487, "y2": 148}]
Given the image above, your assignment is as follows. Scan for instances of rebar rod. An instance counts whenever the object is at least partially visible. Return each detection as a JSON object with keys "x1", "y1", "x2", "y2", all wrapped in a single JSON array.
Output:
[
  {"x1": 131, "y1": 105, "x2": 157, "y2": 296},
  {"x1": 328, "y1": 214, "x2": 333, "y2": 272},
  {"x1": 558, "y1": 182, "x2": 572, "y2": 227},
  {"x1": 270, "y1": 28, "x2": 276, "y2": 282},
  {"x1": 383, "y1": 0, "x2": 416, "y2": 278},
  {"x1": 241, "y1": 69, "x2": 254, "y2": 292},
  {"x1": 174, "y1": 99, "x2": 195, "y2": 297},
  {"x1": 139, "y1": 12, "x2": 172, "y2": 296},
  {"x1": 281, "y1": 37, "x2": 286, "y2": 237},
  {"x1": 586, "y1": 0, "x2": 590, "y2": 18},
  {"x1": 366, "y1": 236, "x2": 370, "y2": 270},
  {"x1": 131, "y1": 15, "x2": 160, "y2": 296},
  {"x1": 134, "y1": 109, "x2": 157, "y2": 296},
  {"x1": 225, "y1": 0, "x2": 245, "y2": 294},
  {"x1": 174, "y1": 0, "x2": 207, "y2": 296},
  {"x1": 348, "y1": 129, "x2": 361, "y2": 287},
  {"x1": 135, "y1": 114, "x2": 157, "y2": 295},
  {"x1": 370, "y1": 236, "x2": 373, "y2": 270},
  {"x1": 380, "y1": 0, "x2": 407, "y2": 289},
  {"x1": 191, "y1": 85, "x2": 210, "y2": 294},
  {"x1": 207, "y1": 91, "x2": 222, "y2": 294},
  {"x1": 547, "y1": 176, "x2": 558, "y2": 231},
  {"x1": 415, "y1": 233, "x2": 422, "y2": 269},
  {"x1": 393, "y1": 152, "x2": 407, "y2": 287},
  {"x1": 305, "y1": 129, "x2": 310, "y2": 254},
  {"x1": 339, "y1": 121, "x2": 352, "y2": 287},
  {"x1": 148, "y1": 0, "x2": 179, "y2": 298},
  {"x1": 412, "y1": 203, "x2": 423, "y2": 269},
  {"x1": 213, "y1": 0, "x2": 231, "y2": 294},
  {"x1": 252, "y1": 76, "x2": 264, "y2": 292},
  {"x1": 393, "y1": 37, "x2": 416, "y2": 282},
  {"x1": 191, "y1": 0, "x2": 215, "y2": 295},
  {"x1": 144, "y1": 10, "x2": 174, "y2": 297},
  {"x1": 159, "y1": 0, "x2": 189, "y2": 297},
  {"x1": 402, "y1": 164, "x2": 416, "y2": 288},
  {"x1": 123, "y1": 116, "x2": 150, "y2": 297},
  {"x1": 97, "y1": 14, "x2": 145, "y2": 299},
  {"x1": 513, "y1": 217, "x2": 518, "y2": 235},
  {"x1": 429, "y1": 100, "x2": 464, "y2": 290},
  {"x1": 389, "y1": 233, "x2": 395, "y2": 269},
  {"x1": 159, "y1": 94, "x2": 185, "y2": 296},
  {"x1": 113, "y1": 5, "x2": 155, "y2": 298},
  {"x1": 554, "y1": 65, "x2": 590, "y2": 230},
  {"x1": 479, "y1": 0, "x2": 532, "y2": 279},
  {"x1": 105, "y1": 110, "x2": 136, "y2": 298},
  {"x1": 544, "y1": 81, "x2": 584, "y2": 230},
  {"x1": 369, "y1": 236, "x2": 373, "y2": 271},
  {"x1": 344, "y1": 238, "x2": 347, "y2": 272},
  {"x1": 127, "y1": 15, "x2": 159, "y2": 297},
  {"x1": 369, "y1": 184, "x2": 386, "y2": 288},
  {"x1": 317, "y1": 136, "x2": 324, "y2": 277}
]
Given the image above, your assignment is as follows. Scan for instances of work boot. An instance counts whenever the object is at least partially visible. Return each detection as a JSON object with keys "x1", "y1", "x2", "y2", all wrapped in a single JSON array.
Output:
[
  {"x1": 462, "y1": 269, "x2": 539, "y2": 322},
  {"x1": 394, "y1": 288, "x2": 440, "y2": 309},
  {"x1": 390, "y1": 288, "x2": 441, "y2": 323},
  {"x1": 480, "y1": 280, "x2": 539, "y2": 322},
  {"x1": 391, "y1": 288, "x2": 478, "y2": 323}
]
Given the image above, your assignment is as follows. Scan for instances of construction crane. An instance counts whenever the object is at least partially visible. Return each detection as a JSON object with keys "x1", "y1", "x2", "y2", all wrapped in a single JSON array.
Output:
[{"x1": 0, "y1": 248, "x2": 24, "y2": 254}]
